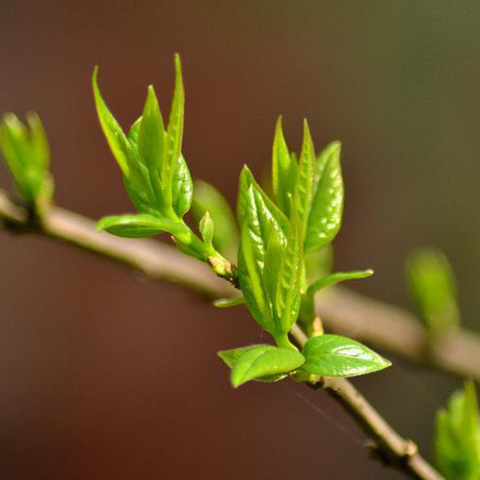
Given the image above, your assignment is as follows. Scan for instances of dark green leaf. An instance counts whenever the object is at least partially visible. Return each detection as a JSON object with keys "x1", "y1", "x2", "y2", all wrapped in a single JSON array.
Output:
[
  {"x1": 96, "y1": 214, "x2": 188, "y2": 238},
  {"x1": 171, "y1": 155, "x2": 193, "y2": 218},
  {"x1": 192, "y1": 180, "x2": 238, "y2": 256},
  {"x1": 301, "y1": 334, "x2": 391, "y2": 377},
  {"x1": 406, "y1": 248, "x2": 460, "y2": 335},
  {"x1": 435, "y1": 381, "x2": 480, "y2": 480},
  {"x1": 272, "y1": 116, "x2": 297, "y2": 215},
  {"x1": 218, "y1": 344, "x2": 305, "y2": 388},
  {"x1": 305, "y1": 141, "x2": 343, "y2": 253},
  {"x1": 307, "y1": 269, "x2": 373, "y2": 297}
]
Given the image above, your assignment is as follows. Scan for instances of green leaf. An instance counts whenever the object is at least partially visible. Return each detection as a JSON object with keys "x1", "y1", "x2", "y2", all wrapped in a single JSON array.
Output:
[
  {"x1": 218, "y1": 344, "x2": 305, "y2": 388},
  {"x1": 435, "y1": 381, "x2": 480, "y2": 480},
  {"x1": 199, "y1": 211, "x2": 214, "y2": 247},
  {"x1": 237, "y1": 165, "x2": 288, "y2": 233},
  {"x1": 96, "y1": 214, "x2": 188, "y2": 238},
  {"x1": 294, "y1": 119, "x2": 316, "y2": 238},
  {"x1": 272, "y1": 116, "x2": 297, "y2": 215},
  {"x1": 171, "y1": 155, "x2": 193, "y2": 218},
  {"x1": 307, "y1": 269, "x2": 374, "y2": 297},
  {"x1": 165, "y1": 53, "x2": 185, "y2": 184},
  {"x1": 406, "y1": 248, "x2": 460, "y2": 336},
  {"x1": 305, "y1": 141, "x2": 343, "y2": 253},
  {"x1": 301, "y1": 334, "x2": 391, "y2": 377},
  {"x1": 92, "y1": 67, "x2": 132, "y2": 179},
  {"x1": 191, "y1": 180, "x2": 238, "y2": 256},
  {"x1": 213, "y1": 296, "x2": 245, "y2": 308},
  {"x1": 138, "y1": 86, "x2": 165, "y2": 207}
]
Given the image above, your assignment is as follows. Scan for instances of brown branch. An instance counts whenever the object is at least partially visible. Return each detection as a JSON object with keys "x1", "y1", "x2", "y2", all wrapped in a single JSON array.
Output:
[{"x1": 0, "y1": 189, "x2": 465, "y2": 479}]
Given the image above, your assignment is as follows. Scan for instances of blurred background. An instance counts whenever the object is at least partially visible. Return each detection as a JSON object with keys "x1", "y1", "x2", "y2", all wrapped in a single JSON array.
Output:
[{"x1": 0, "y1": 1, "x2": 479, "y2": 478}]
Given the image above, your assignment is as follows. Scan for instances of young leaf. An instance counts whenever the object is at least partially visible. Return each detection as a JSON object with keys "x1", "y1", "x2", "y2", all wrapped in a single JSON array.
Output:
[
  {"x1": 406, "y1": 248, "x2": 460, "y2": 336},
  {"x1": 435, "y1": 381, "x2": 480, "y2": 480},
  {"x1": 213, "y1": 296, "x2": 245, "y2": 308},
  {"x1": 305, "y1": 141, "x2": 343, "y2": 253},
  {"x1": 191, "y1": 180, "x2": 238, "y2": 256},
  {"x1": 218, "y1": 344, "x2": 305, "y2": 388},
  {"x1": 307, "y1": 269, "x2": 374, "y2": 297},
  {"x1": 96, "y1": 214, "x2": 188, "y2": 238},
  {"x1": 301, "y1": 334, "x2": 391, "y2": 377},
  {"x1": 272, "y1": 117, "x2": 297, "y2": 215},
  {"x1": 199, "y1": 211, "x2": 214, "y2": 247},
  {"x1": 171, "y1": 155, "x2": 193, "y2": 218},
  {"x1": 294, "y1": 119, "x2": 316, "y2": 238}
]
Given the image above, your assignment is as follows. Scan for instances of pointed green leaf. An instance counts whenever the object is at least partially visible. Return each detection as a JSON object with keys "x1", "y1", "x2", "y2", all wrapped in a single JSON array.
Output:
[
  {"x1": 307, "y1": 269, "x2": 374, "y2": 297},
  {"x1": 301, "y1": 334, "x2": 391, "y2": 377},
  {"x1": 27, "y1": 112, "x2": 50, "y2": 171},
  {"x1": 295, "y1": 119, "x2": 316, "y2": 238},
  {"x1": 213, "y1": 296, "x2": 245, "y2": 308},
  {"x1": 191, "y1": 180, "x2": 238, "y2": 256},
  {"x1": 272, "y1": 116, "x2": 297, "y2": 215},
  {"x1": 171, "y1": 154, "x2": 193, "y2": 217},
  {"x1": 218, "y1": 344, "x2": 305, "y2": 388},
  {"x1": 92, "y1": 67, "x2": 132, "y2": 178},
  {"x1": 435, "y1": 381, "x2": 480, "y2": 480},
  {"x1": 406, "y1": 248, "x2": 460, "y2": 335},
  {"x1": 96, "y1": 214, "x2": 188, "y2": 238},
  {"x1": 199, "y1": 211, "x2": 214, "y2": 247},
  {"x1": 305, "y1": 141, "x2": 343, "y2": 252}
]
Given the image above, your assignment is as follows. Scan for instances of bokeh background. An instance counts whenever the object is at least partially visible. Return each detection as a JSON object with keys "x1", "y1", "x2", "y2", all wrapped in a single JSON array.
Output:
[{"x1": 0, "y1": 1, "x2": 479, "y2": 479}]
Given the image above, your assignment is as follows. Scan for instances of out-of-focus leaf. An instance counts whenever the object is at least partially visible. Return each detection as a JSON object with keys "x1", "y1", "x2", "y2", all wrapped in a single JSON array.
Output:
[
  {"x1": 307, "y1": 269, "x2": 373, "y2": 297},
  {"x1": 218, "y1": 344, "x2": 305, "y2": 387},
  {"x1": 305, "y1": 141, "x2": 343, "y2": 253},
  {"x1": 96, "y1": 214, "x2": 188, "y2": 238},
  {"x1": 272, "y1": 117, "x2": 297, "y2": 216},
  {"x1": 301, "y1": 334, "x2": 391, "y2": 377},
  {"x1": 434, "y1": 381, "x2": 480, "y2": 480},
  {"x1": 406, "y1": 248, "x2": 460, "y2": 335},
  {"x1": 192, "y1": 180, "x2": 238, "y2": 256}
]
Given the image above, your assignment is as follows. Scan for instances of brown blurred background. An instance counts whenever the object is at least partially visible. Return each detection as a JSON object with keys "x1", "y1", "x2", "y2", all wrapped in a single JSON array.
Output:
[{"x1": 0, "y1": 1, "x2": 479, "y2": 479}]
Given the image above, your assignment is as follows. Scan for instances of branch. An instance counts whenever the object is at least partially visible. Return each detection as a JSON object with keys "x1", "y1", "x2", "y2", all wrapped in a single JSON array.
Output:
[
  {"x1": 0, "y1": 188, "x2": 445, "y2": 479},
  {"x1": 1, "y1": 189, "x2": 478, "y2": 381}
]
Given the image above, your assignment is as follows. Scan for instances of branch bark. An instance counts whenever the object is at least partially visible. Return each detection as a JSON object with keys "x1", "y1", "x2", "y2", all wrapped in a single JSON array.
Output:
[{"x1": 0, "y1": 188, "x2": 468, "y2": 479}]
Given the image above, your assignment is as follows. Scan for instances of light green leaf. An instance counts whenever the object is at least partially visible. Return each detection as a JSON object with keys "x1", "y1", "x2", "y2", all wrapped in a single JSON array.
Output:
[
  {"x1": 295, "y1": 119, "x2": 316, "y2": 238},
  {"x1": 305, "y1": 141, "x2": 343, "y2": 253},
  {"x1": 307, "y1": 269, "x2": 374, "y2": 297},
  {"x1": 96, "y1": 214, "x2": 188, "y2": 238},
  {"x1": 272, "y1": 116, "x2": 297, "y2": 215},
  {"x1": 406, "y1": 248, "x2": 460, "y2": 336},
  {"x1": 435, "y1": 381, "x2": 480, "y2": 480},
  {"x1": 171, "y1": 155, "x2": 193, "y2": 218},
  {"x1": 199, "y1": 211, "x2": 214, "y2": 247},
  {"x1": 218, "y1": 344, "x2": 305, "y2": 387},
  {"x1": 301, "y1": 334, "x2": 391, "y2": 377},
  {"x1": 191, "y1": 180, "x2": 238, "y2": 256},
  {"x1": 213, "y1": 296, "x2": 245, "y2": 308}
]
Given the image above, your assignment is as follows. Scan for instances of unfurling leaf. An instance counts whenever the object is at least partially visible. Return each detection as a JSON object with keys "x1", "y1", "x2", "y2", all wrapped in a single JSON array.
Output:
[
  {"x1": 213, "y1": 296, "x2": 245, "y2": 308},
  {"x1": 0, "y1": 112, "x2": 54, "y2": 212},
  {"x1": 305, "y1": 141, "x2": 343, "y2": 253},
  {"x1": 307, "y1": 269, "x2": 374, "y2": 297},
  {"x1": 192, "y1": 180, "x2": 238, "y2": 256},
  {"x1": 172, "y1": 155, "x2": 193, "y2": 218},
  {"x1": 434, "y1": 381, "x2": 480, "y2": 480},
  {"x1": 199, "y1": 211, "x2": 214, "y2": 247},
  {"x1": 406, "y1": 248, "x2": 460, "y2": 336},
  {"x1": 218, "y1": 344, "x2": 305, "y2": 387},
  {"x1": 301, "y1": 334, "x2": 391, "y2": 377},
  {"x1": 96, "y1": 214, "x2": 188, "y2": 238}
]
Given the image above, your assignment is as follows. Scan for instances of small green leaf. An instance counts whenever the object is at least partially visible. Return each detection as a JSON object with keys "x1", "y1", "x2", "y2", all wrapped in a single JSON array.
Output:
[
  {"x1": 305, "y1": 141, "x2": 343, "y2": 253},
  {"x1": 295, "y1": 119, "x2": 316, "y2": 238},
  {"x1": 434, "y1": 381, "x2": 480, "y2": 480},
  {"x1": 171, "y1": 155, "x2": 193, "y2": 218},
  {"x1": 272, "y1": 116, "x2": 297, "y2": 215},
  {"x1": 213, "y1": 296, "x2": 245, "y2": 308},
  {"x1": 406, "y1": 248, "x2": 460, "y2": 336},
  {"x1": 199, "y1": 211, "x2": 214, "y2": 247},
  {"x1": 192, "y1": 180, "x2": 238, "y2": 256},
  {"x1": 218, "y1": 344, "x2": 305, "y2": 388},
  {"x1": 307, "y1": 269, "x2": 374, "y2": 297},
  {"x1": 96, "y1": 214, "x2": 188, "y2": 238},
  {"x1": 301, "y1": 334, "x2": 391, "y2": 377}
]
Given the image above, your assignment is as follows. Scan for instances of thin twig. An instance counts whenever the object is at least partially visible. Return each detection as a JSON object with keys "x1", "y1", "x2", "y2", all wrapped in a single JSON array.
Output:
[{"x1": 0, "y1": 189, "x2": 446, "y2": 478}]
